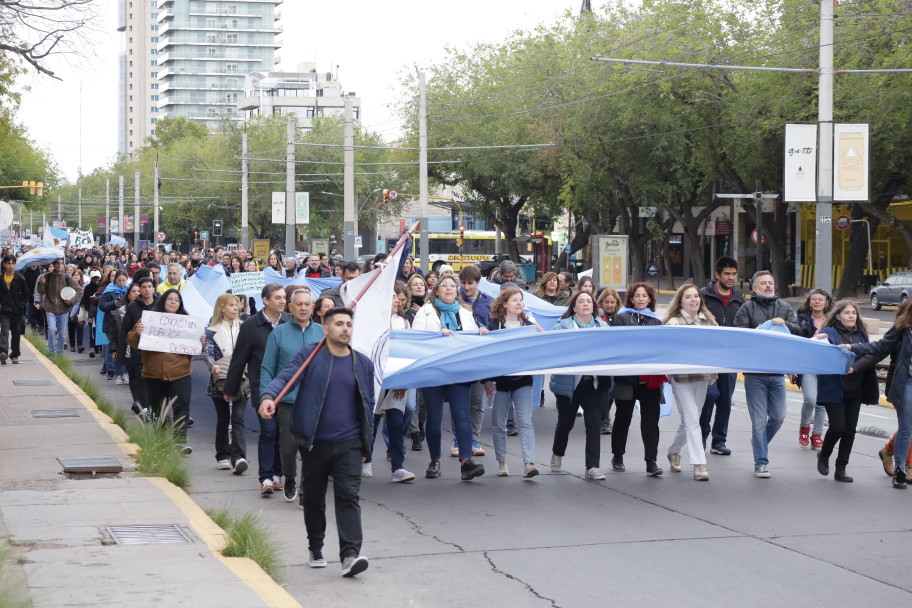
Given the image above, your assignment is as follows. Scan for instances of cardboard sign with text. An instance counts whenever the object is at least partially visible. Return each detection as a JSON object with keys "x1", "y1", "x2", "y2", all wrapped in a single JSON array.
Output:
[
  {"x1": 138, "y1": 310, "x2": 207, "y2": 356},
  {"x1": 230, "y1": 271, "x2": 266, "y2": 296}
]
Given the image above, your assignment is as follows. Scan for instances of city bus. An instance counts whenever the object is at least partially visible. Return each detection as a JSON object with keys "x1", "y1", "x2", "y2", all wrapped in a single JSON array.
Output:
[{"x1": 405, "y1": 231, "x2": 553, "y2": 279}]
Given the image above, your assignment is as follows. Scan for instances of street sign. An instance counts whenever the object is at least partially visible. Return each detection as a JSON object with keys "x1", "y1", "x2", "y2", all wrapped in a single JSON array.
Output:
[
  {"x1": 564, "y1": 244, "x2": 571, "y2": 253},
  {"x1": 715, "y1": 220, "x2": 732, "y2": 235},
  {"x1": 388, "y1": 189, "x2": 399, "y2": 201},
  {"x1": 157, "y1": 231, "x2": 166, "y2": 242},
  {"x1": 200, "y1": 230, "x2": 209, "y2": 241},
  {"x1": 638, "y1": 206, "x2": 657, "y2": 218},
  {"x1": 750, "y1": 229, "x2": 767, "y2": 244},
  {"x1": 311, "y1": 239, "x2": 329, "y2": 255},
  {"x1": 252, "y1": 239, "x2": 269, "y2": 264},
  {"x1": 835, "y1": 215, "x2": 851, "y2": 230},
  {"x1": 354, "y1": 235, "x2": 363, "y2": 248},
  {"x1": 646, "y1": 263, "x2": 659, "y2": 277}
]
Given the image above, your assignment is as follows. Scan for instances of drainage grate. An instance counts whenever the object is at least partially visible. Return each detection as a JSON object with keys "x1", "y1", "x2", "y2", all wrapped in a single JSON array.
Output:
[
  {"x1": 57, "y1": 456, "x2": 123, "y2": 474},
  {"x1": 32, "y1": 409, "x2": 80, "y2": 418},
  {"x1": 13, "y1": 380, "x2": 52, "y2": 386},
  {"x1": 106, "y1": 524, "x2": 193, "y2": 545}
]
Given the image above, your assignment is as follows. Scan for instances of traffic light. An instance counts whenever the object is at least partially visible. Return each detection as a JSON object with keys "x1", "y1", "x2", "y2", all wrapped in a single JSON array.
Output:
[
  {"x1": 382, "y1": 189, "x2": 389, "y2": 203},
  {"x1": 212, "y1": 220, "x2": 223, "y2": 237},
  {"x1": 36, "y1": 182, "x2": 43, "y2": 197},
  {"x1": 193, "y1": 227, "x2": 200, "y2": 244},
  {"x1": 457, "y1": 224, "x2": 465, "y2": 248}
]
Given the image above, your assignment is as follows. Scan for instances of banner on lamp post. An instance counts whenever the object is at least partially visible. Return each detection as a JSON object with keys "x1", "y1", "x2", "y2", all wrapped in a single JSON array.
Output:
[
  {"x1": 833, "y1": 123, "x2": 869, "y2": 201},
  {"x1": 272, "y1": 192, "x2": 285, "y2": 224},
  {"x1": 295, "y1": 192, "x2": 310, "y2": 224},
  {"x1": 784, "y1": 124, "x2": 817, "y2": 202}
]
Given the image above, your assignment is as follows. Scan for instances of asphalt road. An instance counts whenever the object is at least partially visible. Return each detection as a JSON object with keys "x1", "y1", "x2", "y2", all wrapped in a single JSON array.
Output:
[{"x1": 56, "y1": 342, "x2": 908, "y2": 608}]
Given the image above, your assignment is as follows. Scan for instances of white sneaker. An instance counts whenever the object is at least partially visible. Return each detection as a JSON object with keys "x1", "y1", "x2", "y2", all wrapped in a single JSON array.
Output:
[
  {"x1": 497, "y1": 461, "x2": 509, "y2": 476},
  {"x1": 114, "y1": 374, "x2": 127, "y2": 385},
  {"x1": 694, "y1": 464, "x2": 709, "y2": 481},
  {"x1": 576, "y1": 406, "x2": 584, "y2": 417},
  {"x1": 391, "y1": 468, "x2": 415, "y2": 482},
  {"x1": 585, "y1": 467, "x2": 606, "y2": 480},
  {"x1": 523, "y1": 463, "x2": 539, "y2": 478},
  {"x1": 308, "y1": 550, "x2": 327, "y2": 568},
  {"x1": 216, "y1": 459, "x2": 231, "y2": 470},
  {"x1": 667, "y1": 452, "x2": 682, "y2": 473},
  {"x1": 550, "y1": 454, "x2": 562, "y2": 472},
  {"x1": 361, "y1": 462, "x2": 372, "y2": 478},
  {"x1": 233, "y1": 458, "x2": 248, "y2": 475},
  {"x1": 754, "y1": 465, "x2": 771, "y2": 479}
]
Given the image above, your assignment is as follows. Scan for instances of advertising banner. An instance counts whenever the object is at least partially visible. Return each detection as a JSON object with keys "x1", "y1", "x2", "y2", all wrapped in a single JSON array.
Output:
[
  {"x1": 833, "y1": 123, "x2": 869, "y2": 201},
  {"x1": 784, "y1": 124, "x2": 817, "y2": 202}
]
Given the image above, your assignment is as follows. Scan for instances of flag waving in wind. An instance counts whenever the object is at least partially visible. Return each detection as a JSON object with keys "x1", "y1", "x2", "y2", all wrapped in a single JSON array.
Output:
[{"x1": 340, "y1": 236, "x2": 409, "y2": 396}]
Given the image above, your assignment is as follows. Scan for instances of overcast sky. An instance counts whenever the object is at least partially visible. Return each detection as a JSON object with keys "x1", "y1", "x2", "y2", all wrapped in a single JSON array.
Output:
[{"x1": 15, "y1": 0, "x2": 591, "y2": 183}]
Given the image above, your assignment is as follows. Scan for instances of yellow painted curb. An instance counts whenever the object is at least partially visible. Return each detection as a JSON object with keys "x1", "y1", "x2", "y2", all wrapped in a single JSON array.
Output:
[
  {"x1": 148, "y1": 478, "x2": 302, "y2": 608},
  {"x1": 23, "y1": 339, "x2": 140, "y2": 461}
]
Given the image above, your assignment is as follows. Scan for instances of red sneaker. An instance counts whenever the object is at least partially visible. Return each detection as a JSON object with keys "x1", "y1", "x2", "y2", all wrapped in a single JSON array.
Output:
[
  {"x1": 810, "y1": 434, "x2": 823, "y2": 450},
  {"x1": 798, "y1": 427, "x2": 810, "y2": 448}
]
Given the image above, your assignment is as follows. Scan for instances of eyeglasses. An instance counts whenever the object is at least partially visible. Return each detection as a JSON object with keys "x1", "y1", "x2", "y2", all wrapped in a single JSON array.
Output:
[{"x1": 165, "y1": 297, "x2": 181, "y2": 303}]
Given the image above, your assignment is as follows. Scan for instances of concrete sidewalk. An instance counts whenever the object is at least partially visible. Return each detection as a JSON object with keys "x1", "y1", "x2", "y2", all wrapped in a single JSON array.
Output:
[{"x1": 0, "y1": 339, "x2": 299, "y2": 608}]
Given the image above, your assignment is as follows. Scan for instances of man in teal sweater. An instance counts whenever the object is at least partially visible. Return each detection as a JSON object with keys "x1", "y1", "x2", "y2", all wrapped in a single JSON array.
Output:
[{"x1": 260, "y1": 288, "x2": 325, "y2": 503}]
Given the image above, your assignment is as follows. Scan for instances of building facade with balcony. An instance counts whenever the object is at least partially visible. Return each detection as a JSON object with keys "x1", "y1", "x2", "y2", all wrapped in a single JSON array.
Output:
[
  {"x1": 155, "y1": 0, "x2": 281, "y2": 124},
  {"x1": 118, "y1": 0, "x2": 162, "y2": 156},
  {"x1": 238, "y1": 63, "x2": 361, "y2": 131}
]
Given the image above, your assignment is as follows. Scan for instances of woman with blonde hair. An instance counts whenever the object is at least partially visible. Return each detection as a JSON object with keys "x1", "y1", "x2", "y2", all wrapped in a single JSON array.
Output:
[
  {"x1": 537, "y1": 271, "x2": 569, "y2": 306},
  {"x1": 204, "y1": 292, "x2": 249, "y2": 473},
  {"x1": 663, "y1": 283, "x2": 717, "y2": 480}
]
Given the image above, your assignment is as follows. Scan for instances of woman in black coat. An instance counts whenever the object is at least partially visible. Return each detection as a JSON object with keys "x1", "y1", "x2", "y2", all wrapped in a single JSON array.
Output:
[
  {"x1": 0, "y1": 255, "x2": 29, "y2": 363},
  {"x1": 814, "y1": 301, "x2": 879, "y2": 482}
]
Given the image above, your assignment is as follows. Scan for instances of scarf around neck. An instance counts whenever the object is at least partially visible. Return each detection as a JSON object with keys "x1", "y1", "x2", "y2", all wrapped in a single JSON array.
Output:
[{"x1": 434, "y1": 298, "x2": 461, "y2": 330}]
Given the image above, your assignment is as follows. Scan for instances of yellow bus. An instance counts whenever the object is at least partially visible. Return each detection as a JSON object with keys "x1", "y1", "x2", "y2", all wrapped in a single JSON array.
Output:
[{"x1": 410, "y1": 231, "x2": 553, "y2": 278}]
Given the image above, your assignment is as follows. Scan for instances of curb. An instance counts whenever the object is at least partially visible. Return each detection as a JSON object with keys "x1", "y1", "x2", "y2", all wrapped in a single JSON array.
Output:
[{"x1": 23, "y1": 338, "x2": 302, "y2": 608}]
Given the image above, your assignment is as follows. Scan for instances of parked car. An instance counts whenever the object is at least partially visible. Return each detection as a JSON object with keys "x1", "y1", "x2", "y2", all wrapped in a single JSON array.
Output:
[
  {"x1": 870, "y1": 271, "x2": 912, "y2": 310},
  {"x1": 355, "y1": 253, "x2": 378, "y2": 265}
]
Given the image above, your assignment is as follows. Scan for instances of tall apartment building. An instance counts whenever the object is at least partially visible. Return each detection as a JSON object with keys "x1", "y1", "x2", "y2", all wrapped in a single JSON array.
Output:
[
  {"x1": 117, "y1": 0, "x2": 162, "y2": 156},
  {"x1": 238, "y1": 63, "x2": 361, "y2": 131},
  {"x1": 156, "y1": 0, "x2": 282, "y2": 123}
]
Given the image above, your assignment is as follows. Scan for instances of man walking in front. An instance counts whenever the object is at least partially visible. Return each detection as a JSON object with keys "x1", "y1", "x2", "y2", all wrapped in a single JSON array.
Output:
[
  {"x1": 734, "y1": 270, "x2": 801, "y2": 478},
  {"x1": 259, "y1": 307, "x2": 373, "y2": 578}
]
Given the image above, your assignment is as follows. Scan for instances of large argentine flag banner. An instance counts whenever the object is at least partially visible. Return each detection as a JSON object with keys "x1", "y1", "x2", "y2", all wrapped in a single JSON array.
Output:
[{"x1": 382, "y1": 325, "x2": 854, "y2": 389}]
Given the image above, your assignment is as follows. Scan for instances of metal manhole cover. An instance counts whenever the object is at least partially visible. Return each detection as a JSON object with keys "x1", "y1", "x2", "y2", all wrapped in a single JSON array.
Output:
[
  {"x1": 12, "y1": 380, "x2": 52, "y2": 386},
  {"x1": 32, "y1": 409, "x2": 80, "y2": 418},
  {"x1": 57, "y1": 456, "x2": 123, "y2": 474},
  {"x1": 106, "y1": 524, "x2": 193, "y2": 545}
]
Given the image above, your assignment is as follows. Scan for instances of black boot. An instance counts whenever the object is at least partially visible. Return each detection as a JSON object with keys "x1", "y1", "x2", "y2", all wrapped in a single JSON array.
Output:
[
  {"x1": 817, "y1": 452, "x2": 829, "y2": 477},
  {"x1": 834, "y1": 467, "x2": 853, "y2": 483},
  {"x1": 893, "y1": 467, "x2": 907, "y2": 489}
]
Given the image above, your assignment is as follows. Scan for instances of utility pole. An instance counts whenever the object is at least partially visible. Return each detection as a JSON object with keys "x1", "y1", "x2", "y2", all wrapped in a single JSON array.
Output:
[
  {"x1": 418, "y1": 71, "x2": 429, "y2": 271},
  {"x1": 29, "y1": 208, "x2": 32, "y2": 238},
  {"x1": 78, "y1": 188, "x2": 82, "y2": 229},
  {"x1": 134, "y1": 172, "x2": 141, "y2": 250},
  {"x1": 754, "y1": 180, "x2": 763, "y2": 270},
  {"x1": 154, "y1": 154, "x2": 160, "y2": 247},
  {"x1": 105, "y1": 178, "x2": 110, "y2": 240},
  {"x1": 241, "y1": 131, "x2": 249, "y2": 249},
  {"x1": 57, "y1": 195, "x2": 61, "y2": 223},
  {"x1": 285, "y1": 116, "x2": 295, "y2": 258},
  {"x1": 118, "y1": 175, "x2": 124, "y2": 237},
  {"x1": 815, "y1": 0, "x2": 834, "y2": 293},
  {"x1": 343, "y1": 97, "x2": 355, "y2": 260}
]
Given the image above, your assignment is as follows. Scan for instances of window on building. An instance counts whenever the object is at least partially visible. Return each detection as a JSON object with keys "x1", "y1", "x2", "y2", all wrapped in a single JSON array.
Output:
[
  {"x1": 151, "y1": 83, "x2": 158, "y2": 89},
  {"x1": 151, "y1": 25, "x2": 158, "y2": 31},
  {"x1": 151, "y1": 49, "x2": 157, "y2": 55},
  {"x1": 206, "y1": 32, "x2": 217, "y2": 43},
  {"x1": 151, "y1": 72, "x2": 157, "y2": 77},
  {"x1": 226, "y1": 62, "x2": 237, "y2": 73},
  {"x1": 151, "y1": 130, "x2": 155, "y2": 136},
  {"x1": 226, "y1": 77, "x2": 238, "y2": 88},
  {"x1": 151, "y1": 13, "x2": 157, "y2": 18},
  {"x1": 207, "y1": 18, "x2": 216, "y2": 28},
  {"x1": 228, "y1": 4, "x2": 238, "y2": 14},
  {"x1": 229, "y1": 19, "x2": 238, "y2": 29},
  {"x1": 129, "y1": 26, "x2": 132, "y2": 31},
  {"x1": 151, "y1": 36, "x2": 158, "y2": 42},
  {"x1": 129, "y1": 49, "x2": 132, "y2": 55},
  {"x1": 226, "y1": 33, "x2": 237, "y2": 44},
  {"x1": 151, "y1": 107, "x2": 158, "y2": 113},
  {"x1": 129, "y1": 37, "x2": 132, "y2": 43},
  {"x1": 151, "y1": 60, "x2": 157, "y2": 66},
  {"x1": 129, "y1": 118, "x2": 133, "y2": 124},
  {"x1": 151, "y1": 95, "x2": 158, "y2": 101},
  {"x1": 129, "y1": 61, "x2": 133, "y2": 67},
  {"x1": 151, "y1": 118, "x2": 157, "y2": 124},
  {"x1": 129, "y1": 84, "x2": 133, "y2": 90},
  {"x1": 129, "y1": 95, "x2": 133, "y2": 101},
  {"x1": 129, "y1": 71, "x2": 133, "y2": 77},
  {"x1": 207, "y1": 2, "x2": 216, "y2": 14},
  {"x1": 207, "y1": 107, "x2": 219, "y2": 117},
  {"x1": 207, "y1": 47, "x2": 217, "y2": 57}
]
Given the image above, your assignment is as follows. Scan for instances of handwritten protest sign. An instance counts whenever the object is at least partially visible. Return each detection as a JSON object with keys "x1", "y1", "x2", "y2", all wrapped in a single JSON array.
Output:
[
  {"x1": 230, "y1": 271, "x2": 266, "y2": 296},
  {"x1": 138, "y1": 310, "x2": 207, "y2": 356}
]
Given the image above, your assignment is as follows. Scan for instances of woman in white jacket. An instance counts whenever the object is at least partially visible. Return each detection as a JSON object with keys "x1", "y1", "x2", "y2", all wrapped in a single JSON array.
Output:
[
  {"x1": 663, "y1": 284, "x2": 718, "y2": 481},
  {"x1": 412, "y1": 274, "x2": 488, "y2": 481}
]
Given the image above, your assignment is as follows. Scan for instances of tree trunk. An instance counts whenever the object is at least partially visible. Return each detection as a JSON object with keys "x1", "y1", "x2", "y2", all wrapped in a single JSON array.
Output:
[{"x1": 836, "y1": 205, "x2": 879, "y2": 298}]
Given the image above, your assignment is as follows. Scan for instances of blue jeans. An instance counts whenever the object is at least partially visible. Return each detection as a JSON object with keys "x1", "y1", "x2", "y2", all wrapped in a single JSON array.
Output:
[
  {"x1": 423, "y1": 384, "x2": 472, "y2": 461},
  {"x1": 799, "y1": 374, "x2": 826, "y2": 434},
  {"x1": 701, "y1": 372, "x2": 735, "y2": 447},
  {"x1": 744, "y1": 374, "x2": 788, "y2": 467},
  {"x1": 492, "y1": 384, "x2": 534, "y2": 463},
  {"x1": 382, "y1": 389, "x2": 416, "y2": 449},
  {"x1": 45, "y1": 312, "x2": 68, "y2": 354},
  {"x1": 895, "y1": 378, "x2": 912, "y2": 474},
  {"x1": 102, "y1": 344, "x2": 114, "y2": 375},
  {"x1": 256, "y1": 409, "x2": 282, "y2": 483}
]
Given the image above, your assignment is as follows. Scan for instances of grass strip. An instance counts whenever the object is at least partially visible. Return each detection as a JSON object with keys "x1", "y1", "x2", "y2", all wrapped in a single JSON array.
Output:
[
  {"x1": 25, "y1": 332, "x2": 190, "y2": 489},
  {"x1": 0, "y1": 546, "x2": 31, "y2": 608},
  {"x1": 205, "y1": 508, "x2": 282, "y2": 580}
]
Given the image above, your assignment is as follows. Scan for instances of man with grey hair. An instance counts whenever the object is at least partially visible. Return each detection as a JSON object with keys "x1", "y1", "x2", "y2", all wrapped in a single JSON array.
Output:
[
  {"x1": 156, "y1": 263, "x2": 186, "y2": 294},
  {"x1": 304, "y1": 253, "x2": 331, "y2": 279},
  {"x1": 492, "y1": 259, "x2": 527, "y2": 290},
  {"x1": 733, "y1": 270, "x2": 801, "y2": 479}
]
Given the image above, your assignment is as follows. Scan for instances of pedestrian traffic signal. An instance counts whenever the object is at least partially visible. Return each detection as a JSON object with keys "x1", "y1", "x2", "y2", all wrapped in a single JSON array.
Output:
[
  {"x1": 382, "y1": 189, "x2": 389, "y2": 203},
  {"x1": 212, "y1": 220, "x2": 222, "y2": 237},
  {"x1": 193, "y1": 227, "x2": 200, "y2": 244}
]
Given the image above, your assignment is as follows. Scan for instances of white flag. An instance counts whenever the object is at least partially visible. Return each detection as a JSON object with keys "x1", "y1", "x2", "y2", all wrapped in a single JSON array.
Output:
[{"x1": 340, "y1": 240, "x2": 406, "y2": 395}]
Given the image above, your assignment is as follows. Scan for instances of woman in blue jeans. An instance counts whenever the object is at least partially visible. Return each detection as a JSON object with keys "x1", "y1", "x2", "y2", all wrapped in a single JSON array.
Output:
[
  {"x1": 412, "y1": 275, "x2": 488, "y2": 481},
  {"x1": 847, "y1": 300, "x2": 912, "y2": 488},
  {"x1": 792, "y1": 288, "x2": 833, "y2": 449},
  {"x1": 485, "y1": 287, "x2": 542, "y2": 478}
]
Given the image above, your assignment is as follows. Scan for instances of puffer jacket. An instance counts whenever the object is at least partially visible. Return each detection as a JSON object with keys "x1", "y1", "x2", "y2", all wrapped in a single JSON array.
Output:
[
  {"x1": 126, "y1": 323, "x2": 193, "y2": 381},
  {"x1": 733, "y1": 294, "x2": 801, "y2": 334},
  {"x1": 816, "y1": 323, "x2": 879, "y2": 406},
  {"x1": 700, "y1": 282, "x2": 743, "y2": 327}
]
